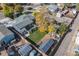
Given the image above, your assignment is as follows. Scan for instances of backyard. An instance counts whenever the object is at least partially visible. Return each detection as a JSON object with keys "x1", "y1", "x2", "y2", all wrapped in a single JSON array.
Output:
[{"x1": 28, "y1": 30, "x2": 47, "y2": 43}]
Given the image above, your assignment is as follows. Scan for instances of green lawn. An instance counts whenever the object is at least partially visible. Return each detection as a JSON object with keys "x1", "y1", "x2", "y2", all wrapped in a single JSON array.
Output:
[
  {"x1": 28, "y1": 30, "x2": 47, "y2": 43},
  {"x1": 76, "y1": 4, "x2": 79, "y2": 11}
]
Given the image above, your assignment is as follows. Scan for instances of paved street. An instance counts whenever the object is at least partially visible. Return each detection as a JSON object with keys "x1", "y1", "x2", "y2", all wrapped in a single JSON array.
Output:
[
  {"x1": 65, "y1": 31, "x2": 77, "y2": 56},
  {"x1": 54, "y1": 13, "x2": 79, "y2": 56}
]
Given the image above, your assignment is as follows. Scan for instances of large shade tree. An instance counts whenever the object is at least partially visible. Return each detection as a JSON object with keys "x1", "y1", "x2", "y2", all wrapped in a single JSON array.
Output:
[
  {"x1": 33, "y1": 6, "x2": 56, "y2": 33},
  {"x1": 3, "y1": 4, "x2": 14, "y2": 17},
  {"x1": 2, "y1": 4, "x2": 23, "y2": 18},
  {"x1": 14, "y1": 4, "x2": 23, "y2": 13},
  {"x1": 58, "y1": 23, "x2": 68, "y2": 35}
]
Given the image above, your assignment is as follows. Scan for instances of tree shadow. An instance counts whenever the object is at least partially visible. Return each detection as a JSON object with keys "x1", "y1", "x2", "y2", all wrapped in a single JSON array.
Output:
[{"x1": 25, "y1": 37, "x2": 38, "y2": 47}]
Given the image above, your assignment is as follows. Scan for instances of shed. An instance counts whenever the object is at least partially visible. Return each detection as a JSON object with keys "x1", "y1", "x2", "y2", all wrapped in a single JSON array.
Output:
[
  {"x1": 39, "y1": 39, "x2": 54, "y2": 53},
  {"x1": 18, "y1": 44, "x2": 32, "y2": 56},
  {"x1": 0, "y1": 24, "x2": 15, "y2": 44}
]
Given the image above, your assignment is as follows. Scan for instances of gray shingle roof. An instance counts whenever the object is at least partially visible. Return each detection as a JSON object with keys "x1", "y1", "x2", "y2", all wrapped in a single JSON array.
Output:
[
  {"x1": 39, "y1": 39, "x2": 54, "y2": 53},
  {"x1": 18, "y1": 44, "x2": 32, "y2": 56},
  {"x1": 13, "y1": 14, "x2": 34, "y2": 29}
]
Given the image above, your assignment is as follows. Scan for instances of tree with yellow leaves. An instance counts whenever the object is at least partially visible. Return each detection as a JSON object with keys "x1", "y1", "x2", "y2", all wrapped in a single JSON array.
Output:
[
  {"x1": 3, "y1": 4, "x2": 14, "y2": 18},
  {"x1": 48, "y1": 24, "x2": 56, "y2": 33},
  {"x1": 2, "y1": 4, "x2": 23, "y2": 19},
  {"x1": 33, "y1": 6, "x2": 56, "y2": 33},
  {"x1": 33, "y1": 6, "x2": 49, "y2": 32},
  {"x1": 14, "y1": 4, "x2": 23, "y2": 13}
]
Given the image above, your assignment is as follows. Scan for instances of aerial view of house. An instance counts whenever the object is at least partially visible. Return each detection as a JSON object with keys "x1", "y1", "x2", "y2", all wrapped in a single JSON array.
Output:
[{"x1": 0, "y1": 3, "x2": 79, "y2": 56}]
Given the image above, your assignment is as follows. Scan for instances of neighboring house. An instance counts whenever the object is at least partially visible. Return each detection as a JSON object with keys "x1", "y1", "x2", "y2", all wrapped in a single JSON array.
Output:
[
  {"x1": 39, "y1": 39, "x2": 55, "y2": 53},
  {"x1": 10, "y1": 14, "x2": 36, "y2": 37},
  {"x1": 18, "y1": 44, "x2": 32, "y2": 56},
  {"x1": 56, "y1": 9, "x2": 77, "y2": 18},
  {"x1": 32, "y1": 3, "x2": 41, "y2": 10},
  {"x1": 55, "y1": 17, "x2": 72, "y2": 26},
  {"x1": 0, "y1": 17, "x2": 13, "y2": 27},
  {"x1": 0, "y1": 24, "x2": 15, "y2": 45},
  {"x1": 56, "y1": 9, "x2": 69, "y2": 17},
  {"x1": 22, "y1": 5, "x2": 34, "y2": 14},
  {"x1": 57, "y1": 3, "x2": 65, "y2": 11},
  {"x1": 67, "y1": 3, "x2": 76, "y2": 8},
  {"x1": 48, "y1": 4, "x2": 59, "y2": 13},
  {"x1": 65, "y1": 9, "x2": 77, "y2": 18}
]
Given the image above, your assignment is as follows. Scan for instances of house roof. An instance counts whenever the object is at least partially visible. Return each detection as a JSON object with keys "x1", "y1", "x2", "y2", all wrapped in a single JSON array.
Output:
[
  {"x1": 55, "y1": 17, "x2": 72, "y2": 25},
  {"x1": 0, "y1": 17, "x2": 12, "y2": 23},
  {"x1": 12, "y1": 14, "x2": 34, "y2": 29},
  {"x1": 0, "y1": 24, "x2": 14, "y2": 41},
  {"x1": 18, "y1": 44, "x2": 32, "y2": 56},
  {"x1": 48, "y1": 5, "x2": 58, "y2": 12},
  {"x1": 39, "y1": 39, "x2": 54, "y2": 53}
]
